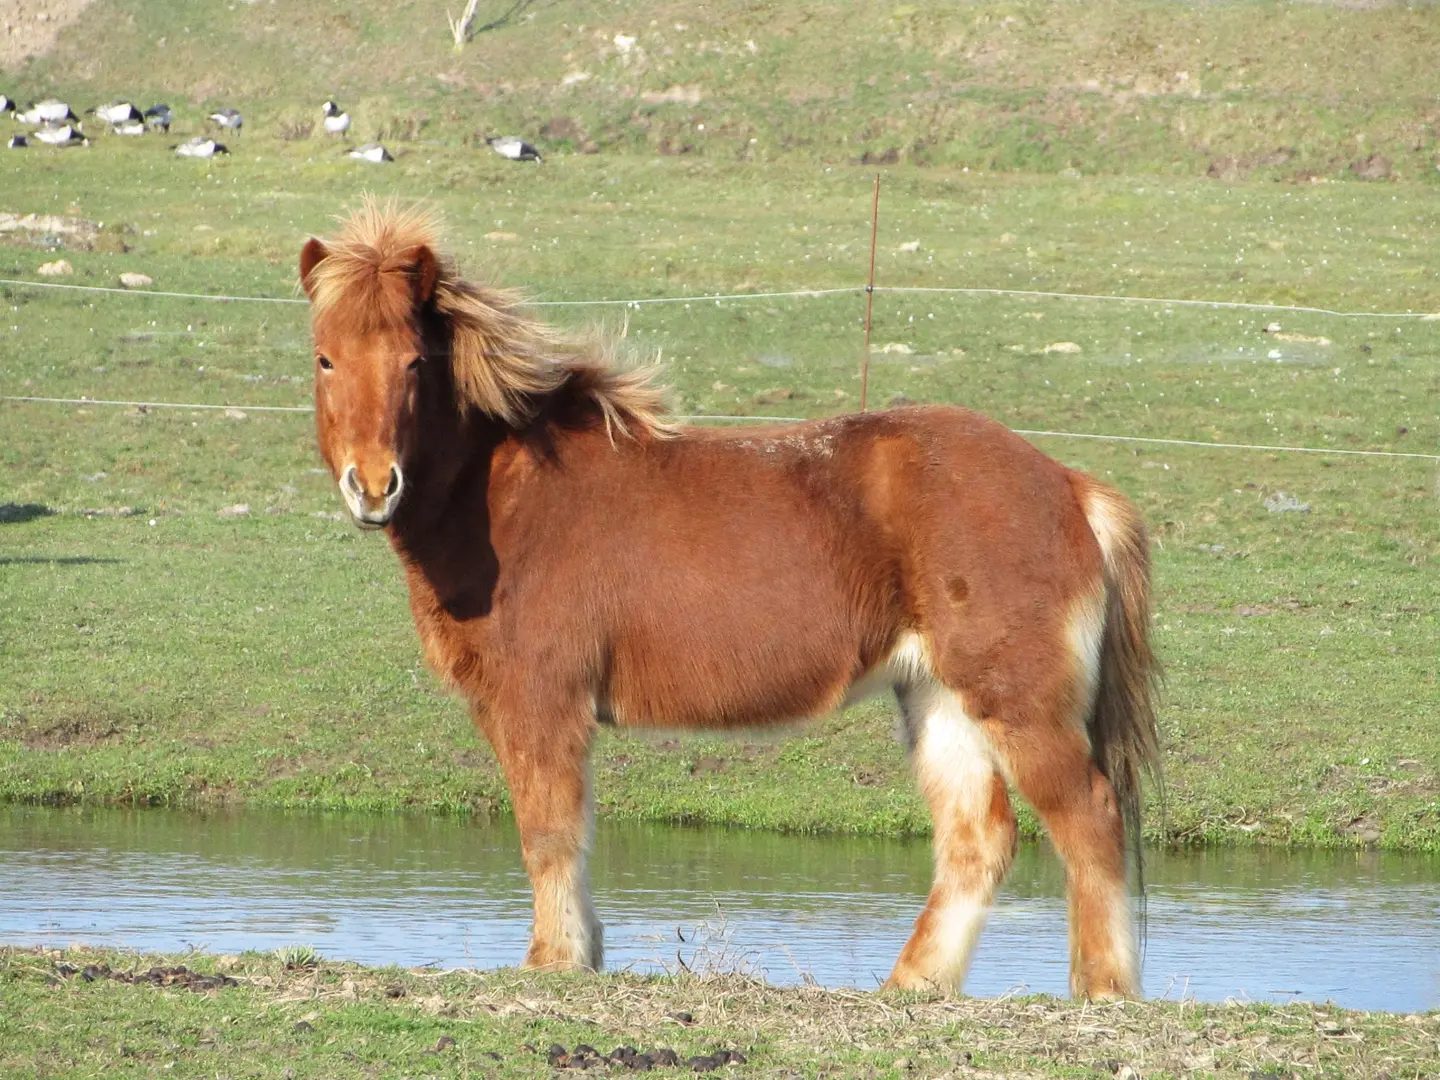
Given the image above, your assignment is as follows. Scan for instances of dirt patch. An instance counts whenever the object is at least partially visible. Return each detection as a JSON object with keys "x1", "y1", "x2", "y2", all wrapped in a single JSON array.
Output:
[
  {"x1": 0, "y1": 212, "x2": 103, "y2": 251},
  {"x1": 12, "y1": 713, "x2": 134, "y2": 750},
  {"x1": 53, "y1": 961, "x2": 239, "y2": 993},
  {"x1": 0, "y1": 0, "x2": 96, "y2": 71}
]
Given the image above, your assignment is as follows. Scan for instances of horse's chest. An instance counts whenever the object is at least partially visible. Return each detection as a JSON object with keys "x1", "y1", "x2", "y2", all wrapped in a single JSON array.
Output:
[{"x1": 406, "y1": 578, "x2": 488, "y2": 692}]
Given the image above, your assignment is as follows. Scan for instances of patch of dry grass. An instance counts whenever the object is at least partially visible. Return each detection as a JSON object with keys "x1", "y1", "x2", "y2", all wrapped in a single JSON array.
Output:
[{"x1": 2, "y1": 946, "x2": 1435, "y2": 1078}]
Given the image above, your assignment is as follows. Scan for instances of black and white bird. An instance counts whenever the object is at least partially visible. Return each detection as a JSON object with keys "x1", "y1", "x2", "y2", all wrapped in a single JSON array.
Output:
[
  {"x1": 91, "y1": 101, "x2": 142, "y2": 124},
  {"x1": 349, "y1": 142, "x2": 392, "y2": 163},
  {"x1": 207, "y1": 108, "x2": 242, "y2": 132},
  {"x1": 18, "y1": 99, "x2": 78, "y2": 125},
  {"x1": 144, "y1": 104, "x2": 173, "y2": 132},
  {"x1": 8, "y1": 134, "x2": 27, "y2": 149},
  {"x1": 485, "y1": 134, "x2": 542, "y2": 162},
  {"x1": 33, "y1": 123, "x2": 88, "y2": 147},
  {"x1": 176, "y1": 136, "x2": 228, "y2": 158},
  {"x1": 112, "y1": 118, "x2": 146, "y2": 136},
  {"x1": 322, "y1": 100, "x2": 351, "y2": 136}
]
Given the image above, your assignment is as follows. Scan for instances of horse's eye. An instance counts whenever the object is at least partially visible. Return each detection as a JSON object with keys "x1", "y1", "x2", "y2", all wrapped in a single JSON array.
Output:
[
  {"x1": 317, "y1": 355, "x2": 333, "y2": 370},
  {"x1": 407, "y1": 355, "x2": 423, "y2": 372}
]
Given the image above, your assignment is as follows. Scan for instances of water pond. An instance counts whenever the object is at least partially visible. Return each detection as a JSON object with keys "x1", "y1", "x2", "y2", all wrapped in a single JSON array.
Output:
[{"x1": 2, "y1": 806, "x2": 1436, "y2": 1012}]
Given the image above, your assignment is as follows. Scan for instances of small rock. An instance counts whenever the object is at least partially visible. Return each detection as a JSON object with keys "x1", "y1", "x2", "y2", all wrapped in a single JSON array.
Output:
[
  {"x1": 291, "y1": 1020, "x2": 314, "y2": 1033},
  {"x1": 872, "y1": 342, "x2": 913, "y2": 355},
  {"x1": 37, "y1": 259, "x2": 73, "y2": 276},
  {"x1": 432, "y1": 1035, "x2": 456, "y2": 1052},
  {"x1": 223, "y1": 408, "x2": 247, "y2": 420},
  {"x1": 1264, "y1": 322, "x2": 1282, "y2": 333},
  {"x1": 484, "y1": 231, "x2": 518, "y2": 241},
  {"x1": 1043, "y1": 341, "x2": 1082, "y2": 354},
  {"x1": 118, "y1": 272, "x2": 153, "y2": 288},
  {"x1": 218, "y1": 503, "x2": 249, "y2": 518},
  {"x1": 1351, "y1": 153, "x2": 1392, "y2": 181},
  {"x1": 897, "y1": 240, "x2": 920, "y2": 253},
  {"x1": 1263, "y1": 491, "x2": 1310, "y2": 514}
]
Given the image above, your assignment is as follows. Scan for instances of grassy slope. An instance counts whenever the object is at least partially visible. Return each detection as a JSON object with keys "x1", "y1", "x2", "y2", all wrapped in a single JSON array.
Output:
[
  {"x1": 6, "y1": 0, "x2": 1440, "y2": 179},
  {"x1": 3, "y1": 947, "x2": 1436, "y2": 1079},
  {"x1": 0, "y1": 0, "x2": 1438, "y2": 850}
]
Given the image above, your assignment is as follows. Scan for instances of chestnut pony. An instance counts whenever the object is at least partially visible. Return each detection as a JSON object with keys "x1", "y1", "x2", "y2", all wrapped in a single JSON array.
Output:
[{"x1": 299, "y1": 204, "x2": 1161, "y2": 999}]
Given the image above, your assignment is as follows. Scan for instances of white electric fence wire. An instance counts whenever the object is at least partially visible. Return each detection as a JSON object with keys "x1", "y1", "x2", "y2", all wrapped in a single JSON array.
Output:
[
  {"x1": 2, "y1": 275, "x2": 1437, "y2": 318},
  {"x1": 4, "y1": 395, "x2": 1436, "y2": 461}
]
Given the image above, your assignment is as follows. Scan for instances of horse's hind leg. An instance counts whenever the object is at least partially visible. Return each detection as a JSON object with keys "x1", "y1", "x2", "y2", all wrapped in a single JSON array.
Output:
[
  {"x1": 1001, "y1": 721, "x2": 1137, "y2": 1000},
  {"x1": 885, "y1": 679, "x2": 1017, "y2": 993},
  {"x1": 478, "y1": 705, "x2": 602, "y2": 971}
]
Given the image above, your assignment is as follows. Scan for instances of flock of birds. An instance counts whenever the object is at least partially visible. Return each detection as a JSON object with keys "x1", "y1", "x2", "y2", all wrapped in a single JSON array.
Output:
[{"x1": 1, "y1": 92, "x2": 544, "y2": 164}]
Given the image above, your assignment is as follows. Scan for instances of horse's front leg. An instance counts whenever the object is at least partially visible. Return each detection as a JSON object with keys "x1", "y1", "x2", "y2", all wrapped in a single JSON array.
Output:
[{"x1": 478, "y1": 703, "x2": 602, "y2": 971}]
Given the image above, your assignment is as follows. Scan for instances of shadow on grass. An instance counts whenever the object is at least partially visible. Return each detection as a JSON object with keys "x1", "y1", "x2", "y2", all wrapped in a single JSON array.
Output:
[
  {"x1": 0, "y1": 556, "x2": 124, "y2": 566},
  {"x1": 0, "y1": 504, "x2": 56, "y2": 525}
]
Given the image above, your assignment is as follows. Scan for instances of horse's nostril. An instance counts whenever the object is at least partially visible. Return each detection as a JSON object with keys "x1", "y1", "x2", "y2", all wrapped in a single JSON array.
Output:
[
  {"x1": 385, "y1": 465, "x2": 402, "y2": 498},
  {"x1": 342, "y1": 465, "x2": 363, "y2": 497}
]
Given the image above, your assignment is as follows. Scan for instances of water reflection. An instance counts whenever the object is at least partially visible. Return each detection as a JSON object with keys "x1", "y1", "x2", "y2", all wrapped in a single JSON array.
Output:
[{"x1": 2, "y1": 806, "x2": 1436, "y2": 1011}]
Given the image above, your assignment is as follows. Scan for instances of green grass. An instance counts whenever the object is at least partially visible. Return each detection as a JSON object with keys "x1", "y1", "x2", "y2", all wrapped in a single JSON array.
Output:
[
  {"x1": 3, "y1": 947, "x2": 1435, "y2": 1078},
  {"x1": 1, "y1": 0, "x2": 1438, "y2": 851}
]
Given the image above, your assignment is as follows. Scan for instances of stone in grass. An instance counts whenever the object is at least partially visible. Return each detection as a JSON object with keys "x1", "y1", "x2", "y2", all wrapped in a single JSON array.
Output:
[
  {"x1": 118, "y1": 271, "x2": 153, "y2": 288},
  {"x1": 224, "y1": 408, "x2": 248, "y2": 420},
  {"x1": 37, "y1": 259, "x2": 73, "y2": 276},
  {"x1": 1263, "y1": 491, "x2": 1311, "y2": 514},
  {"x1": 1043, "y1": 341, "x2": 1082, "y2": 354},
  {"x1": 218, "y1": 503, "x2": 250, "y2": 517}
]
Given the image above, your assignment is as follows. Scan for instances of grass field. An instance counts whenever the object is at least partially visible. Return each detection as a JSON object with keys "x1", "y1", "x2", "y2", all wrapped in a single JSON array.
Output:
[
  {"x1": 1, "y1": 0, "x2": 1438, "y2": 853},
  {"x1": 3, "y1": 946, "x2": 1436, "y2": 1078},
  {"x1": 1, "y1": 146, "x2": 1437, "y2": 850}
]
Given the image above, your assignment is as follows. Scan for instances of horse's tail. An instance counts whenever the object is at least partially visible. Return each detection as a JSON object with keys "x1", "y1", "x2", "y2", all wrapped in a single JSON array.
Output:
[{"x1": 1074, "y1": 477, "x2": 1163, "y2": 866}]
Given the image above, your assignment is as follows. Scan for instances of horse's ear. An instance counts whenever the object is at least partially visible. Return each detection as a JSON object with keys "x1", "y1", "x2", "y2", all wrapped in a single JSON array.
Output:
[
  {"x1": 406, "y1": 245, "x2": 440, "y2": 304},
  {"x1": 299, "y1": 237, "x2": 328, "y2": 300}
]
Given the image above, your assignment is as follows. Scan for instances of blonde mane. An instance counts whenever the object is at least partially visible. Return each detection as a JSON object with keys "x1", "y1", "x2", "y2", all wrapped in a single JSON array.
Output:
[{"x1": 306, "y1": 200, "x2": 675, "y2": 439}]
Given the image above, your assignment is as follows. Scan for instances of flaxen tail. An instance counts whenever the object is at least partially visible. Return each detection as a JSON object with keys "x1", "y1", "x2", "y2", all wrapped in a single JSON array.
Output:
[{"x1": 1075, "y1": 478, "x2": 1164, "y2": 866}]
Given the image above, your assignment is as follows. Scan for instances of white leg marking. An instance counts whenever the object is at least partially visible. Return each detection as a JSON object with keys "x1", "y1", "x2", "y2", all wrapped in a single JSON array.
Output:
[
  {"x1": 896, "y1": 677, "x2": 1012, "y2": 991},
  {"x1": 531, "y1": 782, "x2": 603, "y2": 970}
]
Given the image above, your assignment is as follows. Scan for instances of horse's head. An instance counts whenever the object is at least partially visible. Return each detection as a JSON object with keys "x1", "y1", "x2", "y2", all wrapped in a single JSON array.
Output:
[{"x1": 299, "y1": 226, "x2": 440, "y2": 530}]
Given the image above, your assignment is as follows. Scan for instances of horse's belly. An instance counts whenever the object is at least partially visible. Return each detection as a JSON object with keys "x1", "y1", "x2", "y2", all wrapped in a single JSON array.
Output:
[{"x1": 603, "y1": 607, "x2": 919, "y2": 730}]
